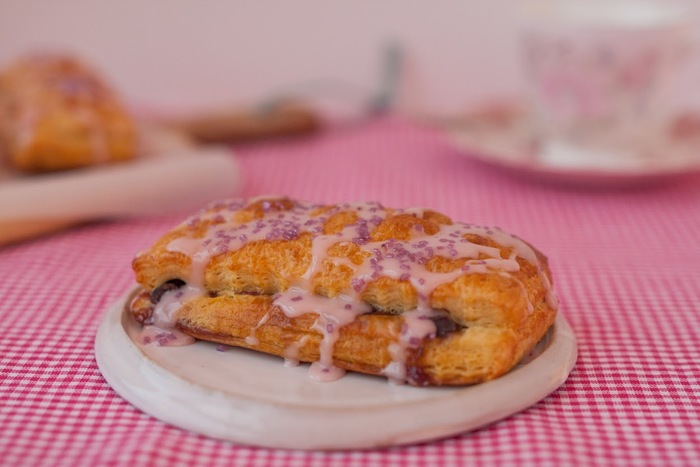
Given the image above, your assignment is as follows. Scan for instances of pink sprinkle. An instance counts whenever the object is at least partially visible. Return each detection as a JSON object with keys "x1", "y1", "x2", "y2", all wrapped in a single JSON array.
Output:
[
  {"x1": 326, "y1": 324, "x2": 334, "y2": 333},
  {"x1": 216, "y1": 344, "x2": 228, "y2": 352},
  {"x1": 400, "y1": 273, "x2": 410, "y2": 281},
  {"x1": 291, "y1": 296, "x2": 303, "y2": 302},
  {"x1": 344, "y1": 304, "x2": 352, "y2": 310},
  {"x1": 351, "y1": 278, "x2": 366, "y2": 293}
]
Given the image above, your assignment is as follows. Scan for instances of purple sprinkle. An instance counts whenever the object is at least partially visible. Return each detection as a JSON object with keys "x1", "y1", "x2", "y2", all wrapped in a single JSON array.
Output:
[
  {"x1": 400, "y1": 263, "x2": 410, "y2": 270},
  {"x1": 418, "y1": 278, "x2": 426, "y2": 285},
  {"x1": 414, "y1": 224, "x2": 424, "y2": 232},
  {"x1": 351, "y1": 278, "x2": 366, "y2": 293},
  {"x1": 326, "y1": 324, "x2": 335, "y2": 333},
  {"x1": 216, "y1": 344, "x2": 228, "y2": 352},
  {"x1": 291, "y1": 296, "x2": 303, "y2": 302},
  {"x1": 344, "y1": 304, "x2": 352, "y2": 310},
  {"x1": 400, "y1": 273, "x2": 410, "y2": 281}
]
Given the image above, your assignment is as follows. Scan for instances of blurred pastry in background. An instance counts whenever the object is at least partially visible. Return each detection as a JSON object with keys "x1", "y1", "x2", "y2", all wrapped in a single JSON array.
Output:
[{"x1": 0, "y1": 53, "x2": 136, "y2": 172}]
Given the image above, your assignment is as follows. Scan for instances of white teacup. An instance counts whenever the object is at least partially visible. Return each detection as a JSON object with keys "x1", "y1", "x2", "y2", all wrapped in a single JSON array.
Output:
[{"x1": 520, "y1": 0, "x2": 695, "y2": 168}]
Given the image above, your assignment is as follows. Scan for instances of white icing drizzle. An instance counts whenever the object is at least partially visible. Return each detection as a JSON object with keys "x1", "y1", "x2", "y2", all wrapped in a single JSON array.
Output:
[
  {"x1": 283, "y1": 335, "x2": 310, "y2": 367},
  {"x1": 138, "y1": 285, "x2": 199, "y2": 346},
  {"x1": 149, "y1": 198, "x2": 558, "y2": 383},
  {"x1": 275, "y1": 286, "x2": 372, "y2": 381}
]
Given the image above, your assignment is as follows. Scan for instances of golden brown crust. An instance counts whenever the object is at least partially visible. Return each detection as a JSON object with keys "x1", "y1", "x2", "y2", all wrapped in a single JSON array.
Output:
[
  {"x1": 130, "y1": 197, "x2": 558, "y2": 386},
  {"x1": 180, "y1": 296, "x2": 552, "y2": 386},
  {"x1": 0, "y1": 53, "x2": 136, "y2": 172}
]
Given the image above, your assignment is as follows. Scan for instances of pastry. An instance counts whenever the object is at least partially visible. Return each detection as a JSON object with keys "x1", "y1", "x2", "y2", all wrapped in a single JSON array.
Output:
[
  {"x1": 0, "y1": 53, "x2": 136, "y2": 172},
  {"x1": 130, "y1": 197, "x2": 559, "y2": 386}
]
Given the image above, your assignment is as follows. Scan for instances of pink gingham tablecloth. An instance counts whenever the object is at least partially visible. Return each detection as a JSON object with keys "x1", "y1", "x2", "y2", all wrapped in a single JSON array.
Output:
[{"x1": 1, "y1": 118, "x2": 699, "y2": 466}]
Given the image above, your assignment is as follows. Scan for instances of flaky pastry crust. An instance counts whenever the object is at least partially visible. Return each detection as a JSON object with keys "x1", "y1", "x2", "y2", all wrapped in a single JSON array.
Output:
[
  {"x1": 130, "y1": 197, "x2": 559, "y2": 386},
  {"x1": 0, "y1": 53, "x2": 136, "y2": 172}
]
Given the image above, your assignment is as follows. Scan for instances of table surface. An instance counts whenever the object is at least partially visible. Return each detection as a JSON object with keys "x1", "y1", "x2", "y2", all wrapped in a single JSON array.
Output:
[{"x1": 2, "y1": 118, "x2": 699, "y2": 466}]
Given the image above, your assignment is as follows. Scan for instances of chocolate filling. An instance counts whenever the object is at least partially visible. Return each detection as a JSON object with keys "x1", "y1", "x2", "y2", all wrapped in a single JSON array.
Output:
[
  {"x1": 430, "y1": 315, "x2": 459, "y2": 337},
  {"x1": 365, "y1": 309, "x2": 460, "y2": 338},
  {"x1": 150, "y1": 279, "x2": 186, "y2": 304}
]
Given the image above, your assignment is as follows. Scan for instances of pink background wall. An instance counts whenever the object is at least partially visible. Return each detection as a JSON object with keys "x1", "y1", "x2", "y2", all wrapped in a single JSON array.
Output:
[{"x1": 1, "y1": 0, "x2": 698, "y2": 117}]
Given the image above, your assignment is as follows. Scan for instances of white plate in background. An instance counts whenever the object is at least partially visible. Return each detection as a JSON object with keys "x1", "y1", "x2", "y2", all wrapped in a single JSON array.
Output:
[{"x1": 443, "y1": 102, "x2": 700, "y2": 188}]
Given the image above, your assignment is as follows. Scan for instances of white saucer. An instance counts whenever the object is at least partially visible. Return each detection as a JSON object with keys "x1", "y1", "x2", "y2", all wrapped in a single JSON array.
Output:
[
  {"x1": 444, "y1": 103, "x2": 700, "y2": 188},
  {"x1": 95, "y1": 287, "x2": 577, "y2": 450}
]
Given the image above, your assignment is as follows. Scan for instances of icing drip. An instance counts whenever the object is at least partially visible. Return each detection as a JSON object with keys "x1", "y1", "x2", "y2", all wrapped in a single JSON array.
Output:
[
  {"x1": 275, "y1": 286, "x2": 372, "y2": 381},
  {"x1": 283, "y1": 335, "x2": 310, "y2": 367},
  {"x1": 139, "y1": 285, "x2": 199, "y2": 346},
  {"x1": 152, "y1": 198, "x2": 558, "y2": 383}
]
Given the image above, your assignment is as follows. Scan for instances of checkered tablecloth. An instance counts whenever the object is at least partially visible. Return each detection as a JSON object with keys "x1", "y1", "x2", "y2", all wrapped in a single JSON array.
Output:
[{"x1": 1, "y1": 118, "x2": 699, "y2": 466}]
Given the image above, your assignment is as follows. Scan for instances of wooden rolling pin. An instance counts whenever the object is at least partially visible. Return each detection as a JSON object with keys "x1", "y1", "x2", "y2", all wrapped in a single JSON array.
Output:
[{"x1": 162, "y1": 100, "x2": 321, "y2": 144}]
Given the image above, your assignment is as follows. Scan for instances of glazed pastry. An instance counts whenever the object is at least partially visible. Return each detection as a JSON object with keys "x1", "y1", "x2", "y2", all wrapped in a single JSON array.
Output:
[
  {"x1": 130, "y1": 197, "x2": 559, "y2": 386},
  {"x1": 0, "y1": 53, "x2": 136, "y2": 172}
]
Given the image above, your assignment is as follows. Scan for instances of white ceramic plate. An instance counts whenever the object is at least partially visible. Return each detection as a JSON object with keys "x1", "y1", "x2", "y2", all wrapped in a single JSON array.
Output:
[
  {"x1": 95, "y1": 287, "x2": 577, "y2": 450},
  {"x1": 443, "y1": 103, "x2": 700, "y2": 188}
]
